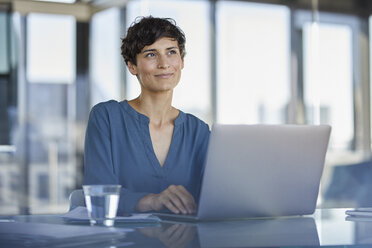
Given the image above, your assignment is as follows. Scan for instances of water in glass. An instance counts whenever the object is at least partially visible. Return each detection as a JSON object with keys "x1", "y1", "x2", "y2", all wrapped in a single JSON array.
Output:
[{"x1": 85, "y1": 193, "x2": 119, "y2": 226}]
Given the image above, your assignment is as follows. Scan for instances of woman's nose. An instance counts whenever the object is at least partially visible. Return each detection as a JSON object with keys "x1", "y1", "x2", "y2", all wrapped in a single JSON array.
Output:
[{"x1": 157, "y1": 55, "x2": 170, "y2": 69}]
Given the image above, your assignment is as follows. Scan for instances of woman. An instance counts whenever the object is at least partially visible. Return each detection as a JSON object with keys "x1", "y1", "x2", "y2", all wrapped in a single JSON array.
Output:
[{"x1": 84, "y1": 16, "x2": 210, "y2": 215}]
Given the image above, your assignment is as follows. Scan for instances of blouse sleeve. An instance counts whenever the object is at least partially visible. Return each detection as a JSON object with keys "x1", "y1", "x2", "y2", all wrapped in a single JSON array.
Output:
[
  {"x1": 83, "y1": 104, "x2": 147, "y2": 214},
  {"x1": 194, "y1": 122, "x2": 211, "y2": 201}
]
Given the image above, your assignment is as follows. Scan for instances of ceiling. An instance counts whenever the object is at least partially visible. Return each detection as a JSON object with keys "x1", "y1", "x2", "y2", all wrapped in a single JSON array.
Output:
[
  {"x1": 1, "y1": 0, "x2": 372, "y2": 20},
  {"x1": 0, "y1": 0, "x2": 129, "y2": 21}
]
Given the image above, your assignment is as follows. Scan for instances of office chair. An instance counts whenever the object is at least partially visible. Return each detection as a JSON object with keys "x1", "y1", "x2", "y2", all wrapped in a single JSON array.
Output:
[
  {"x1": 68, "y1": 189, "x2": 85, "y2": 211},
  {"x1": 323, "y1": 159, "x2": 372, "y2": 208}
]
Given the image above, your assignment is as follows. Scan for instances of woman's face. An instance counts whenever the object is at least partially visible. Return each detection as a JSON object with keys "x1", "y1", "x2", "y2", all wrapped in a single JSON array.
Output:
[{"x1": 128, "y1": 37, "x2": 184, "y2": 94}]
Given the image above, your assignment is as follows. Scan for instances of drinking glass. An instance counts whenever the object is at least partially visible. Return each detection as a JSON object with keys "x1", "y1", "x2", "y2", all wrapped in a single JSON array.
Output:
[{"x1": 83, "y1": 185, "x2": 121, "y2": 227}]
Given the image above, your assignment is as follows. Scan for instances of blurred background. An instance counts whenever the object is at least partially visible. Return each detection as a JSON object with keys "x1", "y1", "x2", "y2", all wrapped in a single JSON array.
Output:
[{"x1": 1, "y1": 0, "x2": 372, "y2": 215}]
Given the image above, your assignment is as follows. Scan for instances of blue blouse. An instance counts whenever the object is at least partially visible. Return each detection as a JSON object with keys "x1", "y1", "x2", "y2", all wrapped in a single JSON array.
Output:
[{"x1": 83, "y1": 100, "x2": 210, "y2": 214}]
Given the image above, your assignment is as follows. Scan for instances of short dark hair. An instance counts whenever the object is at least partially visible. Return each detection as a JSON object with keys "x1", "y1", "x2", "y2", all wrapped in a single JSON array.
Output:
[{"x1": 121, "y1": 16, "x2": 186, "y2": 65}]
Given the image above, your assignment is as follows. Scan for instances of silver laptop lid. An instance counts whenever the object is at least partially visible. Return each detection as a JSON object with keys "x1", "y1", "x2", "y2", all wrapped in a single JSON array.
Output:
[{"x1": 197, "y1": 124, "x2": 331, "y2": 220}]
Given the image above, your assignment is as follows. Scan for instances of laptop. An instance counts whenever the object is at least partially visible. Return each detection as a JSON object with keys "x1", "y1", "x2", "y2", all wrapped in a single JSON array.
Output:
[{"x1": 155, "y1": 124, "x2": 331, "y2": 221}]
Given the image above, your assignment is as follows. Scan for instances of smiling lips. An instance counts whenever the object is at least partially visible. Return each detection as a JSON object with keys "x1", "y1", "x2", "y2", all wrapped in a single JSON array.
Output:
[{"x1": 155, "y1": 73, "x2": 173, "y2": 79}]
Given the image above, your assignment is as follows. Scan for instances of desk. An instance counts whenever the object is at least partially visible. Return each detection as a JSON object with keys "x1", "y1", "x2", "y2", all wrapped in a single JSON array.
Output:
[{"x1": 0, "y1": 208, "x2": 371, "y2": 247}]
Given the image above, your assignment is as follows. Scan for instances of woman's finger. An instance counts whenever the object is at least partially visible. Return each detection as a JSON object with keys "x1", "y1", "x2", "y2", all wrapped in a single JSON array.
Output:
[
  {"x1": 159, "y1": 190, "x2": 187, "y2": 214},
  {"x1": 165, "y1": 190, "x2": 189, "y2": 214},
  {"x1": 168, "y1": 186, "x2": 196, "y2": 213}
]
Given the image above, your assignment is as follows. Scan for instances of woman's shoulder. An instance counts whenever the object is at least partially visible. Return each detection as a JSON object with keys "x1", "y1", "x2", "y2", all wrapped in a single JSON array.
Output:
[
  {"x1": 91, "y1": 100, "x2": 121, "y2": 112},
  {"x1": 88, "y1": 100, "x2": 125, "y2": 124},
  {"x1": 182, "y1": 112, "x2": 210, "y2": 133},
  {"x1": 90, "y1": 100, "x2": 128, "y2": 117}
]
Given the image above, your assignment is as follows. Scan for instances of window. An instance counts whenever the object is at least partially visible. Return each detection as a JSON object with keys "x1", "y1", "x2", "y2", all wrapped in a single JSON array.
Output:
[
  {"x1": 27, "y1": 13, "x2": 76, "y2": 84},
  {"x1": 90, "y1": 8, "x2": 122, "y2": 107},
  {"x1": 24, "y1": 13, "x2": 78, "y2": 214},
  {"x1": 37, "y1": 173, "x2": 49, "y2": 200},
  {"x1": 0, "y1": 174, "x2": 3, "y2": 203},
  {"x1": 216, "y1": 1, "x2": 290, "y2": 124},
  {"x1": 303, "y1": 22, "x2": 353, "y2": 151},
  {"x1": 0, "y1": 11, "x2": 9, "y2": 74},
  {"x1": 370, "y1": 16, "x2": 372, "y2": 148}
]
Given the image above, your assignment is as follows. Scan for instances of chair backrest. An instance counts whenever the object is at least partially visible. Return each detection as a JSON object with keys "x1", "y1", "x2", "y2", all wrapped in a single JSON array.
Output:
[
  {"x1": 69, "y1": 189, "x2": 85, "y2": 211},
  {"x1": 323, "y1": 159, "x2": 372, "y2": 207}
]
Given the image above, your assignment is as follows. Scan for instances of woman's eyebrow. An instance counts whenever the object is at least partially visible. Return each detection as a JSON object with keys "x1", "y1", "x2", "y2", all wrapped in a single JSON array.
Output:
[
  {"x1": 142, "y1": 48, "x2": 157, "y2": 53},
  {"x1": 142, "y1": 46, "x2": 179, "y2": 53},
  {"x1": 166, "y1": 46, "x2": 179, "y2": 50},
  {"x1": 142, "y1": 46, "x2": 179, "y2": 54}
]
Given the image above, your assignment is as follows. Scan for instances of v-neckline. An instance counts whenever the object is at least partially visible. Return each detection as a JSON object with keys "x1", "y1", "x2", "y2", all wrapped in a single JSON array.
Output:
[
  {"x1": 120, "y1": 100, "x2": 184, "y2": 171},
  {"x1": 149, "y1": 125, "x2": 177, "y2": 169}
]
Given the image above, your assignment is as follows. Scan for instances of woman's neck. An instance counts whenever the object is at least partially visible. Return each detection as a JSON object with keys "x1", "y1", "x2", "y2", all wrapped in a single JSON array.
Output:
[{"x1": 128, "y1": 93, "x2": 178, "y2": 126}]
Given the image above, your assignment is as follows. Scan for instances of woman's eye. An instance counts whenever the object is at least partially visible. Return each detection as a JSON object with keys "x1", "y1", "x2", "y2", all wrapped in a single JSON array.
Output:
[
  {"x1": 168, "y1": 50, "x2": 177, "y2": 55},
  {"x1": 145, "y1": 53, "x2": 155, "y2": 58}
]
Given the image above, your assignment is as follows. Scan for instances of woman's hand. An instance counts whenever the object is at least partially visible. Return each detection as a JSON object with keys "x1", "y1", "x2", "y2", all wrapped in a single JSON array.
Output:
[
  {"x1": 152, "y1": 185, "x2": 196, "y2": 214},
  {"x1": 135, "y1": 185, "x2": 196, "y2": 214}
]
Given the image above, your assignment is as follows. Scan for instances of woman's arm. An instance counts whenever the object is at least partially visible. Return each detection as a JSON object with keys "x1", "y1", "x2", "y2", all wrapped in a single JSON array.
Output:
[{"x1": 83, "y1": 104, "x2": 148, "y2": 214}]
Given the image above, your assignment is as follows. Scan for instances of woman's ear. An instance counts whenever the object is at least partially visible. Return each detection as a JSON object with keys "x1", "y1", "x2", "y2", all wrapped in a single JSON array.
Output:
[{"x1": 127, "y1": 61, "x2": 138, "y2": 75}]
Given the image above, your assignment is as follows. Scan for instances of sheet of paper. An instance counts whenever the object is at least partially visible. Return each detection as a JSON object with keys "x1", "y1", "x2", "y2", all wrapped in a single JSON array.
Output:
[
  {"x1": 0, "y1": 221, "x2": 131, "y2": 238},
  {"x1": 61, "y1": 206, "x2": 160, "y2": 223},
  {"x1": 345, "y1": 208, "x2": 372, "y2": 217},
  {"x1": 0, "y1": 222, "x2": 133, "y2": 247}
]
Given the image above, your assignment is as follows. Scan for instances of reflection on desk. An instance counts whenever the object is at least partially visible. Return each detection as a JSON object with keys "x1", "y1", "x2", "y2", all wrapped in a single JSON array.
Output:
[
  {"x1": 133, "y1": 217, "x2": 319, "y2": 248},
  {"x1": 1, "y1": 208, "x2": 372, "y2": 247},
  {"x1": 128, "y1": 223, "x2": 198, "y2": 248},
  {"x1": 196, "y1": 217, "x2": 319, "y2": 247},
  {"x1": 347, "y1": 217, "x2": 372, "y2": 245}
]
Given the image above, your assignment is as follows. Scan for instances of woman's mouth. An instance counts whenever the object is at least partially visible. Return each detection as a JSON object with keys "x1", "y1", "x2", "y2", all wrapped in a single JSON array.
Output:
[{"x1": 155, "y1": 73, "x2": 173, "y2": 79}]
